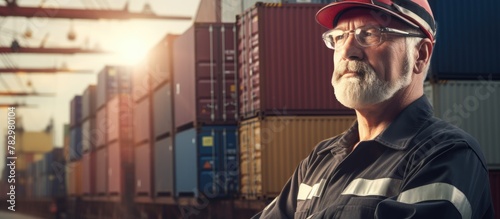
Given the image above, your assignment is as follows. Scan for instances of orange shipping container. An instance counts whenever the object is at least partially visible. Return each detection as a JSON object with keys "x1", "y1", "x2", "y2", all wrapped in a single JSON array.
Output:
[
  {"x1": 66, "y1": 161, "x2": 83, "y2": 196},
  {"x1": 96, "y1": 107, "x2": 107, "y2": 148},
  {"x1": 239, "y1": 115, "x2": 356, "y2": 199},
  {"x1": 133, "y1": 98, "x2": 151, "y2": 144}
]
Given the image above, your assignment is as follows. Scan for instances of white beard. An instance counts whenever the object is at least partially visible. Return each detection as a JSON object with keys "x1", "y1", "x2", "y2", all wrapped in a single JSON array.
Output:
[{"x1": 332, "y1": 59, "x2": 412, "y2": 109}]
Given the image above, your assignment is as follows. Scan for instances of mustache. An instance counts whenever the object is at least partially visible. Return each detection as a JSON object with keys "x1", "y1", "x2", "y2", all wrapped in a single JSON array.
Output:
[{"x1": 334, "y1": 60, "x2": 373, "y2": 78}]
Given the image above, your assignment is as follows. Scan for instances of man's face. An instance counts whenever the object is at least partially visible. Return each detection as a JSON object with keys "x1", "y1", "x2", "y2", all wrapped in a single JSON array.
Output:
[{"x1": 331, "y1": 8, "x2": 415, "y2": 109}]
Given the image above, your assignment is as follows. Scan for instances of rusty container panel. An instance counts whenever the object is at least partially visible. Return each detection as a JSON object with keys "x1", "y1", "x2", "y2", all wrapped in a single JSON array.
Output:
[
  {"x1": 107, "y1": 141, "x2": 122, "y2": 195},
  {"x1": 96, "y1": 65, "x2": 132, "y2": 109},
  {"x1": 82, "y1": 152, "x2": 96, "y2": 196},
  {"x1": 106, "y1": 94, "x2": 133, "y2": 144},
  {"x1": 81, "y1": 85, "x2": 96, "y2": 121},
  {"x1": 239, "y1": 115, "x2": 356, "y2": 199},
  {"x1": 237, "y1": 4, "x2": 353, "y2": 119},
  {"x1": 489, "y1": 170, "x2": 500, "y2": 218},
  {"x1": 70, "y1": 95, "x2": 82, "y2": 127},
  {"x1": 174, "y1": 23, "x2": 238, "y2": 130},
  {"x1": 135, "y1": 142, "x2": 151, "y2": 196},
  {"x1": 149, "y1": 34, "x2": 178, "y2": 89},
  {"x1": 107, "y1": 140, "x2": 134, "y2": 197},
  {"x1": 82, "y1": 118, "x2": 96, "y2": 153},
  {"x1": 153, "y1": 83, "x2": 173, "y2": 139},
  {"x1": 154, "y1": 137, "x2": 174, "y2": 197},
  {"x1": 96, "y1": 147, "x2": 107, "y2": 195},
  {"x1": 133, "y1": 98, "x2": 151, "y2": 144},
  {"x1": 96, "y1": 107, "x2": 107, "y2": 148},
  {"x1": 132, "y1": 62, "x2": 150, "y2": 102},
  {"x1": 71, "y1": 160, "x2": 83, "y2": 196}
]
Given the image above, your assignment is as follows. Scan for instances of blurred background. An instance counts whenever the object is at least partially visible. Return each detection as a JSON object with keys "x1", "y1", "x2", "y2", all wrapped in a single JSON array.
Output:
[{"x1": 0, "y1": 0, "x2": 499, "y2": 218}]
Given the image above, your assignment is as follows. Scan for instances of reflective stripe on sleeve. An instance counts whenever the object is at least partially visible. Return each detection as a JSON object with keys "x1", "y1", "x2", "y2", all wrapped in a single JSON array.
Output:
[
  {"x1": 397, "y1": 183, "x2": 472, "y2": 219},
  {"x1": 341, "y1": 178, "x2": 402, "y2": 197}
]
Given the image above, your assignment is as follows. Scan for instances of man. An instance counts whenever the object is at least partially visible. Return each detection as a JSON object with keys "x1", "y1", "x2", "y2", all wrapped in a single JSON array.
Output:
[{"x1": 252, "y1": 0, "x2": 494, "y2": 218}]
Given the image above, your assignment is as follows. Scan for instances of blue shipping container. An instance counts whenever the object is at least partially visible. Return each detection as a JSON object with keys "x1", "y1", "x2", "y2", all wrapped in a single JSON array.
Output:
[
  {"x1": 175, "y1": 126, "x2": 239, "y2": 198},
  {"x1": 96, "y1": 65, "x2": 132, "y2": 109},
  {"x1": 429, "y1": 0, "x2": 500, "y2": 79},
  {"x1": 70, "y1": 127, "x2": 83, "y2": 161},
  {"x1": 70, "y1": 95, "x2": 82, "y2": 127}
]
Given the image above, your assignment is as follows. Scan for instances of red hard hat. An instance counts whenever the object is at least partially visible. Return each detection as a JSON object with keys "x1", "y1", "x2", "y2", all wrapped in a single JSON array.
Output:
[{"x1": 316, "y1": 0, "x2": 436, "y2": 43}]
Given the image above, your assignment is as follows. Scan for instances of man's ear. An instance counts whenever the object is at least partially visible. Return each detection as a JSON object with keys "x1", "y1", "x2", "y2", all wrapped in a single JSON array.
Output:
[{"x1": 413, "y1": 38, "x2": 433, "y2": 74}]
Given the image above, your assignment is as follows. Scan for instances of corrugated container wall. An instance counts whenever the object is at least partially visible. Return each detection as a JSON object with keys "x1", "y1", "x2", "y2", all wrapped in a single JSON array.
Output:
[
  {"x1": 66, "y1": 161, "x2": 82, "y2": 196},
  {"x1": 96, "y1": 65, "x2": 132, "y2": 109},
  {"x1": 107, "y1": 94, "x2": 133, "y2": 144},
  {"x1": 82, "y1": 152, "x2": 96, "y2": 196},
  {"x1": 107, "y1": 140, "x2": 134, "y2": 198},
  {"x1": 174, "y1": 23, "x2": 238, "y2": 130},
  {"x1": 154, "y1": 137, "x2": 174, "y2": 197},
  {"x1": 135, "y1": 142, "x2": 151, "y2": 196},
  {"x1": 96, "y1": 147, "x2": 107, "y2": 195},
  {"x1": 149, "y1": 34, "x2": 178, "y2": 89},
  {"x1": 428, "y1": 0, "x2": 500, "y2": 79},
  {"x1": 69, "y1": 126, "x2": 82, "y2": 161},
  {"x1": 153, "y1": 83, "x2": 173, "y2": 139},
  {"x1": 239, "y1": 116, "x2": 355, "y2": 199},
  {"x1": 96, "y1": 107, "x2": 106, "y2": 148},
  {"x1": 424, "y1": 81, "x2": 500, "y2": 168},
  {"x1": 237, "y1": 3, "x2": 353, "y2": 119},
  {"x1": 70, "y1": 96, "x2": 82, "y2": 127},
  {"x1": 82, "y1": 118, "x2": 96, "y2": 152},
  {"x1": 133, "y1": 98, "x2": 150, "y2": 144},
  {"x1": 489, "y1": 170, "x2": 500, "y2": 219},
  {"x1": 81, "y1": 85, "x2": 96, "y2": 121},
  {"x1": 175, "y1": 126, "x2": 238, "y2": 198}
]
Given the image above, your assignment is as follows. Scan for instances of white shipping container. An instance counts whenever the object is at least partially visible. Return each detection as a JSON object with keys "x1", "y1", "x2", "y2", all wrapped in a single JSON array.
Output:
[{"x1": 424, "y1": 80, "x2": 500, "y2": 168}]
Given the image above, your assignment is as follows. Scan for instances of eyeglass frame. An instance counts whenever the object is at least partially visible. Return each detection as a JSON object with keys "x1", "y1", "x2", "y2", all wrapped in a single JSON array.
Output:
[{"x1": 322, "y1": 25, "x2": 426, "y2": 50}]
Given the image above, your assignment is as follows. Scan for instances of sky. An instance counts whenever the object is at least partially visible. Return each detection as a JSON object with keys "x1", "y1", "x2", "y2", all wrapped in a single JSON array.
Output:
[{"x1": 0, "y1": 0, "x2": 201, "y2": 171}]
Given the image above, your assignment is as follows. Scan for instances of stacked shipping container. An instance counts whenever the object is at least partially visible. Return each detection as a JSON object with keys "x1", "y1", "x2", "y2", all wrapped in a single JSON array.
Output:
[
  {"x1": 95, "y1": 66, "x2": 134, "y2": 201},
  {"x1": 68, "y1": 96, "x2": 83, "y2": 198},
  {"x1": 173, "y1": 23, "x2": 239, "y2": 198},
  {"x1": 236, "y1": 3, "x2": 356, "y2": 199},
  {"x1": 81, "y1": 85, "x2": 97, "y2": 197}
]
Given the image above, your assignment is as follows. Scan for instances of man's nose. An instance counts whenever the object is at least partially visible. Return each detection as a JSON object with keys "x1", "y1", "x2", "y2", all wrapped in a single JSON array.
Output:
[{"x1": 338, "y1": 33, "x2": 364, "y2": 61}]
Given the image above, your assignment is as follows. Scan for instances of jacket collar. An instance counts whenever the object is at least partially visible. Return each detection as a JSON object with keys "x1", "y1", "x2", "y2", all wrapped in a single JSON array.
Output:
[{"x1": 318, "y1": 95, "x2": 434, "y2": 154}]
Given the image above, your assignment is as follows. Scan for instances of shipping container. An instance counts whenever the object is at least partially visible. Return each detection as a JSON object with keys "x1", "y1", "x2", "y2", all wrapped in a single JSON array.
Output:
[
  {"x1": 107, "y1": 140, "x2": 134, "y2": 199},
  {"x1": 81, "y1": 85, "x2": 97, "y2": 121},
  {"x1": 42, "y1": 148, "x2": 65, "y2": 175},
  {"x1": 424, "y1": 80, "x2": 500, "y2": 168},
  {"x1": 237, "y1": 3, "x2": 353, "y2": 119},
  {"x1": 19, "y1": 131, "x2": 53, "y2": 153},
  {"x1": 96, "y1": 65, "x2": 132, "y2": 109},
  {"x1": 133, "y1": 98, "x2": 151, "y2": 144},
  {"x1": 153, "y1": 83, "x2": 173, "y2": 139},
  {"x1": 70, "y1": 95, "x2": 82, "y2": 127},
  {"x1": 154, "y1": 137, "x2": 174, "y2": 197},
  {"x1": 428, "y1": 0, "x2": 500, "y2": 80},
  {"x1": 82, "y1": 118, "x2": 96, "y2": 152},
  {"x1": 96, "y1": 107, "x2": 107, "y2": 148},
  {"x1": 239, "y1": 115, "x2": 355, "y2": 199},
  {"x1": 70, "y1": 126, "x2": 83, "y2": 161},
  {"x1": 107, "y1": 94, "x2": 133, "y2": 143},
  {"x1": 82, "y1": 151, "x2": 96, "y2": 196},
  {"x1": 489, "y1": 170, "x2": 500, "y2": 219},
  {"x1": 63, "y1": 124, "x2": 70, "y2": 161},
  {"x1": 66, "y1": 161, "x2": 82, "y2": 196},
  {"x1": 173, "y1": 23, "x2": 238, "y2": 130},
  {"x1": 194, "y1": 0, "x2": 243, "y2": 23},
  {"x1": 96, "y1": 147, "x2": 107, "y2": 196},
  {"x1": 132, "y1": 61, "x2": 150, "y2": 102},
  {"x1": 175, "y1": 125, "x2": 238, "y2": 198},
  {"x1": 41, "y1": 149, "x2": 66, "y2": 198},
  {"x1": 17, "y1": 152, "x2": 34, "y2": 171},
  {"x1": 149, "y1": 34, "x2": 178, "y2": 89},
  {"x1": 135, "y1": 142, "x2": 151, "y2": 196}
]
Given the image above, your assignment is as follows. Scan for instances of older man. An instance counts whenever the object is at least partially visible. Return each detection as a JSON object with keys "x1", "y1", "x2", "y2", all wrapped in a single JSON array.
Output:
[{"x1": 252, "y1": 0, "x2": 494, "y2": 218}]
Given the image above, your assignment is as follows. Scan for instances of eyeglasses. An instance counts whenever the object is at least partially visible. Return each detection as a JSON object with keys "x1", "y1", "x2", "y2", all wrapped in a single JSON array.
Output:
[{"x1": 322, "y1": 25, "x2": 425, "y2": 50}]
